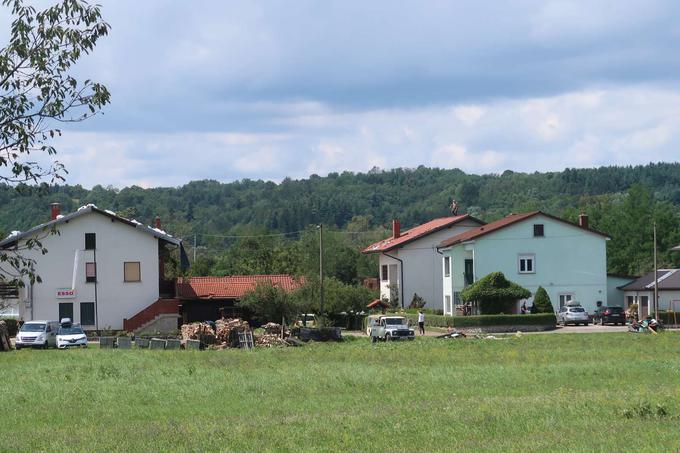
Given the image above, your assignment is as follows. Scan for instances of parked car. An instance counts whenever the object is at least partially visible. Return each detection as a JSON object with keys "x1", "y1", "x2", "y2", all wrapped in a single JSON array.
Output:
[
  {"x1": 295, "y1": 313, "x2": 317, "y2": 328},
  {"x1": 56, "y1": 322, "x2": 88, "y2": 349},
  {"x1": 15, "y1": 320, "x2": 59, "y2": 349},
  {"x1": 557, "y1": 306, "x2": 590, "y2": 326},
  {"x1": 594, "y1": 306, "x2": 626, "y2": 325},
  {"x1": 367, "y1": 315, "x2": 415, "y2": 342}
]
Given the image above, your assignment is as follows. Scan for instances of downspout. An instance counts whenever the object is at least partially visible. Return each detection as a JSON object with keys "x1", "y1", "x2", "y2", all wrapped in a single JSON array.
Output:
[
  {"x1": 94, "y1": 248, "x2": 99, "y2": 331},
  {"x1": 382, "y1": 252, "x2": 405, "y2": 309}
]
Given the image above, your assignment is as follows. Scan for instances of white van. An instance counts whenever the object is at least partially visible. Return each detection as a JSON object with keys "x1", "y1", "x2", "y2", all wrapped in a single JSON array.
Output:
[{"x1": 15, "y1": 320, "x2": 59, "y2": 349}]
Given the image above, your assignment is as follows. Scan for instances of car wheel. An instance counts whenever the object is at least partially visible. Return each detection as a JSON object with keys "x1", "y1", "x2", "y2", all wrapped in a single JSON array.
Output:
[
  {"x1": 15, "y1": 345, "x2": 21, "y2": 350},
  {"x1": 371, "y1": 336, "x2": 377, "y2": 343},
  {"x1": 585, "y1": 322, "x2": 589, "y2": 326},
  {"x1": 386, "y1": 334, "x2": 392, "y2": 342},
  {"x1": 42, "y1": 341, "x2": 49, "y2": 350}
]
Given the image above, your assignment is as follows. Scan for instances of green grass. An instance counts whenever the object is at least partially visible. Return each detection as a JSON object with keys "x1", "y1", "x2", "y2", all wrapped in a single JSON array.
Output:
[{"x1": 2, "y1": 333, "x2": 680, "y2": 452}]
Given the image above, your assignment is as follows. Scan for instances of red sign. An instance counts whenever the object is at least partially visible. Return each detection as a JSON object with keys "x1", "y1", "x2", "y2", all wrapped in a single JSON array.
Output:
[{"x1": 56, "y1": 288, "x2": 76, "y2": 299}]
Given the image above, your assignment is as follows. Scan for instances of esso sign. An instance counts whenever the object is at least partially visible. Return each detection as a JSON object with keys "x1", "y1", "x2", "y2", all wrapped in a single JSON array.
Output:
[{"x1": 56, "y1": 288, "x2": 76, "y2": 299}]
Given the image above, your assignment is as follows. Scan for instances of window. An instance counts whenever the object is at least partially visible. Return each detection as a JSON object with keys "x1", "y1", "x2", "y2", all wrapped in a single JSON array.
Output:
[
  {"x1": 558, "y1": 293, "x2": 573, "y2": 309},
  {"x1": 453, "y1": 291, "x2": 461, "y2": 306},
  {"x1": 58, "y1": 302, "x2": 73, "y2": 322},
  {"x1": 85, "y1": 262, "x2": 96, "y2": 283},
  {"x1": 626, "y1": 295, "x2": 635, "y2": 308},
  {"x1": 85, "y1": 233, "x2": 96, "y2": 250},
  {"x1": 445, "y1": 295, "x2": 451, "y2": 314},
  {"x1": 124, "y1": 262, "x2": 141, "y2": 282},
  {"x1": 518, "y1": 254, "x2": 535, "y2": 273},
  {"x1": 444, "y1": 257, "x2": 450, "y2": 277},
  {"x1": 533, "y1": 224, "x2": 544, "y2": 237},
  {"x1": 80, "y1": 302, "x2": 95, "y2": 326},
  {"x1": 381, "y1": 265, "x2": 388, "y2": 281}
]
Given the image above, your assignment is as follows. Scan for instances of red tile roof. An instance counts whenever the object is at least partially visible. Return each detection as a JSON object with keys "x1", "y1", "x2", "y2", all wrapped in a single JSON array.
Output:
[
  {"x1": 438, "y1": 211, "x2": 610, "y2": 248},
  {"x1": 176, "y1": 275, "x2": 303, "y2": 300},
  {"x1": 362, "y1": 214, "x2": 483, "y2": 253}
]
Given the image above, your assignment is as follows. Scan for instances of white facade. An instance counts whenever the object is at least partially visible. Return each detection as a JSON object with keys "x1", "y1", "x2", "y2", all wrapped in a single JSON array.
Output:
[
  {"x1": 623, "y1": 290, "x2": 680, "y2": 318},
  {"x1": 2, "y1": 208, "x2": 178, "y2": 330},
  {"x1": 441, "y1": 213, "x2": 609, "y2": 315},
  {"x1": 376, "y1": 219, "x2": 482, "y2": 311}
]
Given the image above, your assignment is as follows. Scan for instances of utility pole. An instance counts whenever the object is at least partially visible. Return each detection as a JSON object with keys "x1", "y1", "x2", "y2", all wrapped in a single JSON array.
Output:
[
  {"x1": 319, "y1": 224, "x2": 324, "y2": 316},
  {"x1": 654, "y1": 221, "x2": 659, "y2": 319}
]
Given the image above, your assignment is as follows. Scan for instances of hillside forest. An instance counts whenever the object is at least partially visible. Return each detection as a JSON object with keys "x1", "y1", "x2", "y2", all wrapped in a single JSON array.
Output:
[{"x1": 2, "y1": 163, "x2": 680, "y2": 289}]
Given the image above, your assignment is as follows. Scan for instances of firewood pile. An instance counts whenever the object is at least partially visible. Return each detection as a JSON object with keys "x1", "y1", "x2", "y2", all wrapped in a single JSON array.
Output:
[
  {"x1": 254, "y1": 333, "x2": 289, "y2": 348},
  {"x1": 261, "y1": 322, "x2": 290, "y2": 337},
  {"x1": 0, "y1": 321, "x2": 11, "y2": 351},
  {"x1": 180, "y1": 322, "x2": 214, "y2": 340},
  {"x1": 215, "y1": 318, "x2": 250, "y2": 346}
]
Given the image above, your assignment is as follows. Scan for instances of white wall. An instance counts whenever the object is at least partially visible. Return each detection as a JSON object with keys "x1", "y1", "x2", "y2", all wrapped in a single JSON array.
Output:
[
  {"x1": 15, "y1": 213, "x2": 161, "y2": 330},
  {"x1": 443, "y1": 214, "x2": 608, "y2": 314},
  {"x1": 378, "y1": 219, "x2": 481, "y2": 311}
]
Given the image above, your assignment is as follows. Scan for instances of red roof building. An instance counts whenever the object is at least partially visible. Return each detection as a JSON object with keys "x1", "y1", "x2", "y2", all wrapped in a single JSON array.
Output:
[{"x1": 176, "y1": 275, "x2": 303, "y2": 323}]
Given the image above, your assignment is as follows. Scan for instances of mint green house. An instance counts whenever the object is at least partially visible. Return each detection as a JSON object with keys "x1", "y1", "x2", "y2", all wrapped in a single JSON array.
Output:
[{"x1": 438, "y1": 211, "x2": 610, "y2": 315}]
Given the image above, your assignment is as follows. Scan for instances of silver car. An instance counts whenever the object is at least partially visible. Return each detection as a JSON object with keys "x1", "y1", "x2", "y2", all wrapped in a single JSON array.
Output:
[{"x1": 557, "y1": 306, "x2": 590, "y2": 326}]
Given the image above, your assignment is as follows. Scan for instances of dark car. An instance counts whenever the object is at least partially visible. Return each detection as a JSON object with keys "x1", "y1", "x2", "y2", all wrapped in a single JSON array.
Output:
[{"x1": 594, "y1": 306, "x2": 626, "y2": 325}]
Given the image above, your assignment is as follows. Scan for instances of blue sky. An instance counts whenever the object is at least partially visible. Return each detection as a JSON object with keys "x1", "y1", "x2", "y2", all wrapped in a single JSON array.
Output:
[{"x1": 8, "y1": 0, "x2": 680, "y2": 187}]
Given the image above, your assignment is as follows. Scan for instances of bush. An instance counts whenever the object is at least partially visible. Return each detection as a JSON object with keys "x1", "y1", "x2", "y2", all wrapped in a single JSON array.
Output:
[
  {"x1": 238, "y1": 281, "x2": 299, "y2": 324},
  {"x1": 403, "y1": 313, "x2": 557, "y2": 328},
  {"x1": 460, "y1": 272, "x2": 532, "y2": 314},
  {"x1": 409, "y1": 293, "x2": 426, "y2": 309},
  {"x1": 658, "y1": 312, "x2": 680, "y2": 325},
  {"x1": 2, "y1": 318, "x2": 19, "y2": 336},
  {"x1": 532, "y1": 286, "x2": 554, "y2": 313}
]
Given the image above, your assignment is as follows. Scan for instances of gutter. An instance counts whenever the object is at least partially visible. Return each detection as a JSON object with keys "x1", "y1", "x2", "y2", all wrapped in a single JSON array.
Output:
[{"x1": 382, "y1": 252, "x2": 405, "y2": 309}]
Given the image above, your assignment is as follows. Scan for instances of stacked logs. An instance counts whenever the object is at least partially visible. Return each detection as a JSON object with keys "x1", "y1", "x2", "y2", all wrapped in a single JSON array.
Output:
[
  {"x1": 254, "y1": 333, "x2": 288, "y2": 348},
  {"x1": 180, "y1": 322, "x2": 214, "y2": 340},
  {"x1": 215, "y1": 318, "x2": 250, "y2": 347}
]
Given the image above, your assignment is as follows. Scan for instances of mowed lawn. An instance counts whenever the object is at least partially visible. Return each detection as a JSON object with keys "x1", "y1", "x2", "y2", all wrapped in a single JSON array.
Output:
[{"x1": 2, "y1": 333, "x2": 680, "y2": 452}]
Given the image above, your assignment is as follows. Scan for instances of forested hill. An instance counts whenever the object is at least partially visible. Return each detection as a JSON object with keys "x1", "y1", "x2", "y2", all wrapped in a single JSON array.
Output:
[
  {"x1": 3, "y1": 162, "x2": 680, "y2": 277},
  {"x1": 2, "y1": 162, "x2": 680, "y2": 236}
]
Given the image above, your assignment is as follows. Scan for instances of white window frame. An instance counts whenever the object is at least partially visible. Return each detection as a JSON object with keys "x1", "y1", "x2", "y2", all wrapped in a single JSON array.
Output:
[
  {"x1": 518, "y1": 254, "x2": 535, "y2": 274},
  {"x1": 443, "y1": 256, "x2": 450, "y2": 277},
  {"x1": 558, "y1": 293, "x2": 574, "y2": 309},
  {"x1": 444, "y1": 295, "x2": 452, "y2": 315},
  {"x1": 381, "y1": 265, "x2": 388, "y2": 282}
]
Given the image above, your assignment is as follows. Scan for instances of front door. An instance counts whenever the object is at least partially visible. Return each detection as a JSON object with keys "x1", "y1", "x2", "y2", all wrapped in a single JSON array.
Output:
[
  {"x1": 559, "y1": 293, "x2": 573, "y2": 309},
  {"x1": 464, "y1": 259, "x2": 474, "y2": 286},
  {"x1": 58, "y1": 302, "x2": 73, "y2": 322},
  {"x1": 640, "y1": 296, "x2": 649, "y2": 318}
]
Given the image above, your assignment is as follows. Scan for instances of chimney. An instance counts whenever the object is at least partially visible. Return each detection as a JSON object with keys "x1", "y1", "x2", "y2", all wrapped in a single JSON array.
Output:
[
  {"x1": 50, "y1": 203, "x2": 61, "y2": 220},
  {"x1": 155, "y1": 216, "x2": 161, "y2": 229},
  {"x1": 392, "y1": 219, "x2": 401, "y2": 239},
  {"x1": 578, "y1": 213, "x2": 589, "y2": 229}
]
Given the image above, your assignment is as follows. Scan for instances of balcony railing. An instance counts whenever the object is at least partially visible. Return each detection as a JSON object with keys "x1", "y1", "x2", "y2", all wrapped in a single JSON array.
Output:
[{"x1": 0, "y1": 284, "x2": 19, "y2": 298}]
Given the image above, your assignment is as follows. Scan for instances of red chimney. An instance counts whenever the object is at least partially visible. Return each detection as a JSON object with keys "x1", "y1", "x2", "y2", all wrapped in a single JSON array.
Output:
[
  {"x1": 155, "y1": 216, "x2": 161, "y2": 229},
  {"x1": 578, "y1": 214, "x2": 589, "y2": 229},
  {"x1": 392, "y1": 219, "x2": 401, "y2": 238},
  {"x1": 50, "y1": 203, "x2": 61, "y2": 220}
]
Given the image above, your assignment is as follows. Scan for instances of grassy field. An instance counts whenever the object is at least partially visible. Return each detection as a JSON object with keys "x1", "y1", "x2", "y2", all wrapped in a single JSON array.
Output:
[{"x1": 2, "y1": 333, "x2": 680, "y2": 452}]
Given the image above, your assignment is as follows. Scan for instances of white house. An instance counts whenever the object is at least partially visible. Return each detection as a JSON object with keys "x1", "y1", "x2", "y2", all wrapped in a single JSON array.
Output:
[
  {"x1": 620, "y1": 269, "x2": 680, "y2": 319},
  {"x1": 362, "y1": 215, "x2": 484, "y2": 311},
  {"x1": 438, "y1": 211, "x2": 610, "y2": 315},
  {"x1": 0, "y1": 203, "x2": 185, "y2": 331}
]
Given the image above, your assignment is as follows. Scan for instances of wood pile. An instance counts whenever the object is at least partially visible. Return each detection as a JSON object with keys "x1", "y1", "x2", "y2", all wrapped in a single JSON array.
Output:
[
  {"x1": 181, "y1": 322, "x2": 214, "y2": 340},
  {"x1": 215, "y1": 318, "x2": 250, "y2": 346},
  {"x1": 254, "y1": 333, "x2": 289, "y2": 348},
  {"x1": 0, "y1": 321, "x2": 11, "y2": 351},
  {"x1": 261, "y1": 322, "x2": 289, "y2": 337}
]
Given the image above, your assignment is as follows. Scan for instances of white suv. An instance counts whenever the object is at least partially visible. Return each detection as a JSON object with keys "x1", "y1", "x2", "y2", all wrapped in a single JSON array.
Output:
[{"x1": 15, "y1": 320, "x2": 59, "y2": 349}]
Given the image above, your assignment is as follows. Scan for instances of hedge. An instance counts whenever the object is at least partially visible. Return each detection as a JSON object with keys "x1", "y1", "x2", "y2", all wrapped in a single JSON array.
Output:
[
  {"x1": 658, "y1": 312, "x2": 680, "y2": 325},
  {"x1": 404, "y1": 313, "x2": 557, "y2": 328}
]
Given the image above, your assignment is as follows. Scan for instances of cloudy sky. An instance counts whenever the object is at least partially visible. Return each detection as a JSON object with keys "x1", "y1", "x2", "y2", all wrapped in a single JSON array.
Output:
[{"x1": 7, "y1": 0, "x2": 680, "y2": 188}]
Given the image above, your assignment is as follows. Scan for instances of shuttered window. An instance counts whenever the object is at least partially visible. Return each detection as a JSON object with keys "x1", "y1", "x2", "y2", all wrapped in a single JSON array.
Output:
[{"x1": 124, "y1": 262, "x2": 141, "y2": 282}]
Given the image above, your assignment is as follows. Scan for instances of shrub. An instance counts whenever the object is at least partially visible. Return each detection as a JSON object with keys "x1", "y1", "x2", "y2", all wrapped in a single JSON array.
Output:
[
  {"x1": 460, "y1": 272, "x2": 531, "y2": 314},
  {"x1": 238, "y1": 281, "x2": 299, "y2": 324},
  {"x1": 2, "y1": 318, "x2": 19, "y2": 336},
  {"x1": 532, "y1": 286, "x2": 554, "y2": 313},
  {"x1": 403, "y1": 313, "x2": 556, "y2": 328},
  {"x1": 409, "y1": 293, "x2": 426, "y2": 309}
]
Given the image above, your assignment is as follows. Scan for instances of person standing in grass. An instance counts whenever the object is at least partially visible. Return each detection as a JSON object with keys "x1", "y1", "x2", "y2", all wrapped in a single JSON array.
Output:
[{"x1": 418, "y1": 310, "x2": 425, "y2": 335}]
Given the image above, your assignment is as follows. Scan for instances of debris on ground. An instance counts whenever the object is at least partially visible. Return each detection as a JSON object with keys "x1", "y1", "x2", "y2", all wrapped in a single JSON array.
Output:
[
  {"x1": 0, "y1": 321, "x2": 11, "y2": 351},
  {"x1": 181, "y1": 322, "x2": 214, "y2": 340},
  {"x1": 254, "y1": 333, "x2": 289, "y2": 348}
]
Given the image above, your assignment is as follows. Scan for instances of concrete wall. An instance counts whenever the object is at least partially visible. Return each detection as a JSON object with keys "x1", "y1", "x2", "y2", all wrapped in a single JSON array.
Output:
[
  {"x1": 443, "y1": 214, "x2": 608, "y2": 314},
  {"x1": 14, "y1": 212, "x2": 161, "y2": 330},
  {"x1": 378, "y1": 219, "x2": 481, "y2": 311}
]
